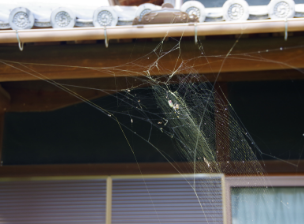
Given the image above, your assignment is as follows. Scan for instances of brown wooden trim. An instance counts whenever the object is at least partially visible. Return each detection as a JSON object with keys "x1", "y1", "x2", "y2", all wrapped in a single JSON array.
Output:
[
  {"x1": 215, "y1": 82, "x2": 230, "y2": 166},
  {"x1": 208, "y1": 69, "x2": 304, "y2": 82},
  {"x1": 1, "y1": 36, "x2": 304, "y2": 82},
  {"x1": 0, "y1": 160, "x2": 303, "y2": 178},
  {"x1": 0, "y1": 162, "x2": 191, "y2": 177},
  {"x1": 0, "y1": 85, "x2": 8, "y2": 165},
  {"x1": 2, "y1": 78, "x2": 130, "y2": 112},
  {"x1": 0, "y1": 113, "x2": 4, "y2": 167},
  {"x1": 1, "y1": 69, "x2": 303, "y2": 112}
]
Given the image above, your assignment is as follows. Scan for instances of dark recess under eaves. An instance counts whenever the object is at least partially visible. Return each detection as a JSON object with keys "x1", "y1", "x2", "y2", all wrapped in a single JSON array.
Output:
[
  {"x1": 2, "y1": 80, "x2": 304, "y2": 165},
  {"x1": 228, "y1": 80, "x2": 304, "y2": 161},
  {"x1": 2, "y1": 87, "x2": 181, "y2": 165}
]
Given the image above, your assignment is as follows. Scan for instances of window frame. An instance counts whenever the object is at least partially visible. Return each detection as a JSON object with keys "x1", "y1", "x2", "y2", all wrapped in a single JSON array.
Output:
[{"x1": 224, "y1": 175, "x2": 304, "y2": 224}]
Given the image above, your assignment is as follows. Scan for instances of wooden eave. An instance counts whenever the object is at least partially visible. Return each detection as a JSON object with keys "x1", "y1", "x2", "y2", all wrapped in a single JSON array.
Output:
[
  {"x1": 0, "y1": 31, "x2": 304, "y2": 176},
  {"x1": 0, "y1": 33, "x2": 304, "y2": 112}
]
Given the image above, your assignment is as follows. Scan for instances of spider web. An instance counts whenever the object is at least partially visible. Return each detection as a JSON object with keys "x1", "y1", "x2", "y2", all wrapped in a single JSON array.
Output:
[{"x1": 1, "y1": 30, "x2": 304, "y2": 223}]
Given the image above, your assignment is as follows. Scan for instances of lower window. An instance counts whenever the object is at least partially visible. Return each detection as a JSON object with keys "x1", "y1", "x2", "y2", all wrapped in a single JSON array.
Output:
[{"x1": 231, "y1": 187, "x2": 304, "y2": 224}]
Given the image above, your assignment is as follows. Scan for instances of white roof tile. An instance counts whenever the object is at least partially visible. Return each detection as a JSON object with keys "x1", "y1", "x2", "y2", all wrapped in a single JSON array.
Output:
[{"x1": 0, "y1": 0, "x2": 303, "y2": 30}]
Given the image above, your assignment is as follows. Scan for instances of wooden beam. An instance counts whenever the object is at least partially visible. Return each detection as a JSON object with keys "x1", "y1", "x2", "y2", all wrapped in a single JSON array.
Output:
[
  {"x1": 215, "y1": 82, "x2": 230, "y2": 169},
  {"x1": 0, "y1": 86, "x2": 9, "y2": 164},
  {"x1": 0, "y1": 36, "x2": 304, "y2": 82},
  {"x1": 0, "y1": 85, "x2": 10, "y2": 112},
  {"x1": 206, "y1": 69, "x2": 304, "y2": 82},
  {"x1": 2, "y1": 78, "x2": 143, "y2": 112},
  {"x1": 2, "y1": 68, "x2": 304, "y2": 112},
  {"x1": 0, "y1": 113, "x2": 5, "y2": 166},
  {"x1": 0, "y1": 160, "x2": 303, "y2": 178},
  {"x1": 0, "y1": 163, "x2": 191, "y2": 178}
]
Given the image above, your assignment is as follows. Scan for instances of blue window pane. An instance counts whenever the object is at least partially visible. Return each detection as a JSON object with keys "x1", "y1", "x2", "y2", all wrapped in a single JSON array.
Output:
[{"x1": 231, "y1": 187, "x2": 304, "y2": 224}]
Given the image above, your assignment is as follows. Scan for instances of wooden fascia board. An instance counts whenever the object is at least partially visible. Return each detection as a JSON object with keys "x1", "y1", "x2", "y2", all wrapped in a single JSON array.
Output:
[
  {"x1": 0, "y1": 36, "x2": 304, "y2": 82},
  {"x1": 0, "y1": 160, "x2": 303, "y2": 178}
]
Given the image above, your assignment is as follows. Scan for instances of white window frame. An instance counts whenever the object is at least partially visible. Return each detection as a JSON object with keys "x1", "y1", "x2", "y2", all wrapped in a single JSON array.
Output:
[{"x1": 224, "y1": 175, "x2": 304, "y2": 224}]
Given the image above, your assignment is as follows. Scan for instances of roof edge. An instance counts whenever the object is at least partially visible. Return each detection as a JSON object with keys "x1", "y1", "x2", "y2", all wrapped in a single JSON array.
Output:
[{"x1": 0, "y1": 18, "x2": 303, "y2": 44}]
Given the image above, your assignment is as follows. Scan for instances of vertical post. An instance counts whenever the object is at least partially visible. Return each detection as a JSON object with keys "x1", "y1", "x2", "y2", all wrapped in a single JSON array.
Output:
[
  {"x1": 106, "y1": 176, "x2": 112, "y2": 224},
  {"x1": 0, "y1": 85, "x2": 10, "y2": 166},
  {"x1": 221, "y1": 175, "x2": 229, "y2": 224},
  {"x1": 224, "y1": 177, "x2": 233, "y2": 224},
  {"x1": 0, "y1": 113, "x2": 4, "y2": 166},
  {"x1": 215, "y1": 82, "x2": 231, "y2": 224},
  {"x1": 214, "y1": 82, "x2": 230, "y2": 171}
]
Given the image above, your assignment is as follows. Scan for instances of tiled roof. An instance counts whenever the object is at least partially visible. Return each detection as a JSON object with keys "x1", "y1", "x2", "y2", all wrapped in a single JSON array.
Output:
[{"x1": 0, "y1": 0, "x2": 304, "y2": 30}]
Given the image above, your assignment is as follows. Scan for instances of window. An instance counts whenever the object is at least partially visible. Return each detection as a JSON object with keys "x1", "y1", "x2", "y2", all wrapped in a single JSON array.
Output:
[
  {"x1": 226, "y1": 176, "x2": 304, "y2": 224},
  {"x1": 0, "y1": 174, "x2": 225, "y2": 224},
  {"x1": 231, "y1": 187, "x2": 304, "y2": 224}
]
